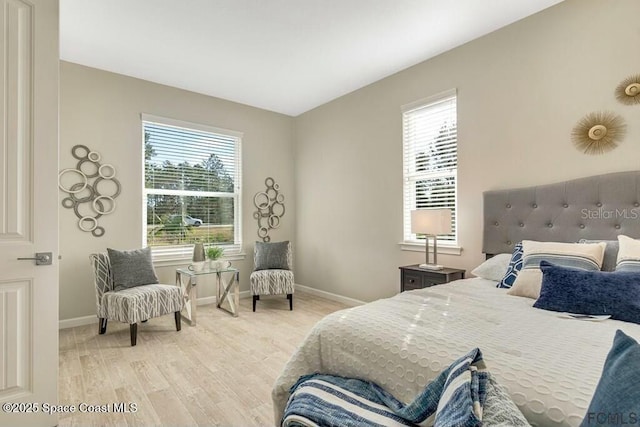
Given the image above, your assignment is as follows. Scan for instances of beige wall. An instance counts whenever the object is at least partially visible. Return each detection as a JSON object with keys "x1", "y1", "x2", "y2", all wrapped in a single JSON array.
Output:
[
  {"x1": 60, "y1": 62, "x2": 295, "y2": 320},
  {"x1": 60, "y1": 0, "x2": 640, "y2": 320},
  {"x1": 294, "y1": 0, "x2": 640, "y2": 302}
]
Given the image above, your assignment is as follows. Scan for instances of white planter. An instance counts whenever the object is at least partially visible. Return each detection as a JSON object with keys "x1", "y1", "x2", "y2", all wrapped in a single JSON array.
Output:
[{"x1": 210, "y1": 259, "x2": 231, "y2": 270}]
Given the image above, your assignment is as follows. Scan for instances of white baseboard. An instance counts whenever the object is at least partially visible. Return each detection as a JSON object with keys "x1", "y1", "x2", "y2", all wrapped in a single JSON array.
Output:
[
  {"x1": 196, "y1": 296, "x2": 217, "y2": 306},
  {"x1": 196, "y1": 290, "x2": 250, "y2": 306},
  {"x1": 59, "y1": 291, "x2": 253, "y2": 329},
  {"x1": 295, "y1": 284, "x2": 365, "y2": 307},
  {"x1": 59, "y1": 315, "x2": 98, "y2": 329}
]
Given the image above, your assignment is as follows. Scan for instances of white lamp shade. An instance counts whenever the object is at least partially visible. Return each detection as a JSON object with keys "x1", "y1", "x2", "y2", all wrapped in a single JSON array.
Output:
[{"x1": 411, "y1": 209, "x2": 452, "y2": 235}]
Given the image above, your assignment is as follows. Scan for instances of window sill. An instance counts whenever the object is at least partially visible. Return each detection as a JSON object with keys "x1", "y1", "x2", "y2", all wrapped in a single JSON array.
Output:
[
  {"x1": 399, "y1": 241, "x2": 462, "y2": 256},
  {"x1": 152, "y1": 252, "x2": 247, "y2": 268}
]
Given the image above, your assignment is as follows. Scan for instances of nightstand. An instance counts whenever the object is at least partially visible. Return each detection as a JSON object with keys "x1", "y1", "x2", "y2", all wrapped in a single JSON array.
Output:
[{"x1": 399, "y1": 265, "x2": 465, "y2": 292}]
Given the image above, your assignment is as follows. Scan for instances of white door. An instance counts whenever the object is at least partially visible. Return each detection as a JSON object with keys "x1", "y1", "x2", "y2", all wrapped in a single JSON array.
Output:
[{"x1": 0, "y1": 0, "x2": 59, "y2": 426}]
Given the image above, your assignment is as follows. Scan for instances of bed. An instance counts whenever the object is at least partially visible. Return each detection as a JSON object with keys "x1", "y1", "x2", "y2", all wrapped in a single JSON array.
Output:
[{"x1": 272, "y1": 170, "x2": 640, "y2": 427}]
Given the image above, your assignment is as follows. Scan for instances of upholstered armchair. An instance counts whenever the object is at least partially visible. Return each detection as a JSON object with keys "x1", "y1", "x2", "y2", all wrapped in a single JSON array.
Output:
[
  {"x1": 90, "y1": 249, "x2": 184, "y2": 346},
  {"x1": 250, "y1": 241, "x2": 294, "y2": 311}
]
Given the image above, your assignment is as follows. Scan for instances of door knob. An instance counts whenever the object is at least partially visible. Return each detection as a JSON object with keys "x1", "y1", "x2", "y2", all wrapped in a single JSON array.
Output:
[{"x1": 17, "y1": 252, "x2": 53, "y2": 265}]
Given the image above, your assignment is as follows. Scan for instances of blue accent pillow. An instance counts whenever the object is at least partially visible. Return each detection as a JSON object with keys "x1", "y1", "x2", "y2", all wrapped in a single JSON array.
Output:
[
  {"x1": 496, "y1": 243, "x2": 523, "y2": 289},
  {"x1": 580, "y1": 330, "x2": 640, "y2": 427},
  {"x1": 534, "y1": 261, "x2": 640, "y2": 324}
]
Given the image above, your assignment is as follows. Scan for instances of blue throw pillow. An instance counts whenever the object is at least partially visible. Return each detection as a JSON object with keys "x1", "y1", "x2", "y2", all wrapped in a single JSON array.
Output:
[
  {"x1": 534, "y1": 261, "x2": 640, "y2": 324},
  {"x1": 580, "y1": 330, "x2": 640, "y2": 427},
  {"x1": 496, "y1": 243, "x2": 523, "y2": 289}
]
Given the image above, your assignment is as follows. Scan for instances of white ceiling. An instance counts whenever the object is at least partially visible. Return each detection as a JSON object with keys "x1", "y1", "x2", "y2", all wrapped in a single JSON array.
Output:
[{"x1": 60, "y1": 0, "x2": 563, "y2": 116}]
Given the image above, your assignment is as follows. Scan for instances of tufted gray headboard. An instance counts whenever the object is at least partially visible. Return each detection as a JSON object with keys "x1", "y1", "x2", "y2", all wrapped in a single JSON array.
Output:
[{"x1": 483, "y1": 170, "x2": 640, "y2": 256}]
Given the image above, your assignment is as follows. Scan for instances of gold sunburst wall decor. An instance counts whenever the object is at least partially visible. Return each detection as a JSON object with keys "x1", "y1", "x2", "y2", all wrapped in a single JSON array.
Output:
[
  {"x1": 571, "y1": 111, "x2": 627, "y2": 155},
  {"x1": 615, "y1": 74, "x2": 640, "y2": 105}
]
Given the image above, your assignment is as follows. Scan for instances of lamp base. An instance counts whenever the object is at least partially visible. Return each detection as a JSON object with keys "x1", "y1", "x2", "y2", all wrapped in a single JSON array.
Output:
[{"x1": 418, "y1": 263, "x2": 444, "y2": 270}]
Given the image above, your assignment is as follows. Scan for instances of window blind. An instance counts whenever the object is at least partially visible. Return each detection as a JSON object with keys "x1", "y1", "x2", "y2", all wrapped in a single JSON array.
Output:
[
  {"x1": 402, "y1": 89, "x2": 457, "y2": 243},
  {"x1": 142, "y1": 114, "x2": 242, "y2": 257}
]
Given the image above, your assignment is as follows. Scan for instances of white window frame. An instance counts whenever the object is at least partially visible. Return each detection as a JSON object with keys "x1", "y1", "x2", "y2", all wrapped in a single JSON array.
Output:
[
  {"x1": 401, "y1": 89, "x2": 460, "y2": 253},
  {"x1": 141, "y1": 113, "x2": 243, "y2": 263}
]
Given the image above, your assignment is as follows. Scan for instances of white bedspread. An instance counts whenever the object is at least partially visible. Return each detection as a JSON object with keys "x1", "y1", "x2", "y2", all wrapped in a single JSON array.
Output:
[{"x1": 272, "y1": 278, "x2": 640, "y2": 427}]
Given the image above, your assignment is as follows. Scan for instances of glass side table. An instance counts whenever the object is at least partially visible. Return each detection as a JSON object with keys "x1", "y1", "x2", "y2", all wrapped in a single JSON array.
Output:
[
  {"x1": 175, "y1": 266, "x2": 240, "y2": 324},
  {"x1": 215, "y1": 267, "x2": 240, "y2": 317}
]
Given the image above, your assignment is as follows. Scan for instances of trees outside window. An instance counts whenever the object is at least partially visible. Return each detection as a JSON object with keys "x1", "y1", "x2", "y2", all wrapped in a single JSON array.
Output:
[{"x1": 142, "y1": 116, "x2": 242, "y2": 253}]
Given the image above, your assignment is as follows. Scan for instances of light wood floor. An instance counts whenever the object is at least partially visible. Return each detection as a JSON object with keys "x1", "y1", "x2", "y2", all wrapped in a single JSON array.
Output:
[{"x1": 58, "y1": 293, "x2": 348, "y2": 426}]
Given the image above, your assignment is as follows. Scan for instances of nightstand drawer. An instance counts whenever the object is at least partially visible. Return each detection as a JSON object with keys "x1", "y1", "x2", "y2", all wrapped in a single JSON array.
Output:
[
  {"x1": 421, "y1": 275, "x2": 448, "y2": 288},
  {"x1": 402, "y1": 273, "x2": 422, "y2": 291},
  {"x1": 399, "y1": 265, "x2": 465, "y2": 293}
]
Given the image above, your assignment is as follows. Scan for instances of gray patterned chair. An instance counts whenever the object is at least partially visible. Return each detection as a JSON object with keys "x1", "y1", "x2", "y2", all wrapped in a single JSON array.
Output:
[
  {"x1": 90, "y1": 253, "x2": 184, "y2": 346},
  {"x1": 250, "y1": 241, "x2": 294, "y2": 312}
]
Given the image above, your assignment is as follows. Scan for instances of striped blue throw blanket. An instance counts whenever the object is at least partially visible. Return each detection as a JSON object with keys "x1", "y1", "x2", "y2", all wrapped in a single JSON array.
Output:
[{"x1": 282, "y1": 348, "x2": 488, "y2": 427}]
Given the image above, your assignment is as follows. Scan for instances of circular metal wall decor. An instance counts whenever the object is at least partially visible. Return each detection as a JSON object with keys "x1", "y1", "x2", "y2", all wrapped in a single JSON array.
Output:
[
  {"x1": 571, "y1": 111, "x2": 627, "y2": 155},
  {"x1": 253, "y1": 177, "x2": 285, "y2": 242},
  {"x1": 58, "y1": 145, "x2": 121, "y2": 237},
  {"x1": 615, "y1": 74, "x2": 640, "y2": 105}
]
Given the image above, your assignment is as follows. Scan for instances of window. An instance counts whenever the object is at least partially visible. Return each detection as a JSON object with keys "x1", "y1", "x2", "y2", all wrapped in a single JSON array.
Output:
[
  {"x1": 142, "y1": 114, "x2": 242, "y2": 259},
  {"x1": 402, "y1": 89, "x2": 457, "y2": 245}
]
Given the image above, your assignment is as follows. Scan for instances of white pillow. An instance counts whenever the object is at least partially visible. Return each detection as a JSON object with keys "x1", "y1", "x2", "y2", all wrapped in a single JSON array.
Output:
[
  {"x1": 507, "y1": 240, "x2": 606, "y2": 299},
  {"x1": 471, "y1": 253, "x2": 511, "y2": 282},
  {"x1": 616, "y1": 235, "x2": 640, "y2": 272}
]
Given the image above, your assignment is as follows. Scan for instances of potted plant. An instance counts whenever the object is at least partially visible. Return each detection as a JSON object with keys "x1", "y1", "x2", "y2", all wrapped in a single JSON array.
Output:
[{"x1": 206, "y1": 246, "x2": 225, "y2": 270}]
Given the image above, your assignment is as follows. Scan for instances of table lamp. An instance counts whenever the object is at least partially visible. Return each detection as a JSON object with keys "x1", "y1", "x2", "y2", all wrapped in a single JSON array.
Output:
[{"x1": 411, "y1": 208, "x2": 452, "y2": 270}]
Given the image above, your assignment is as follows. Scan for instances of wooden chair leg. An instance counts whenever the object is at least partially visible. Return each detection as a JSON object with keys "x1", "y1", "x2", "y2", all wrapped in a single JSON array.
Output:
[
  {"x1": 130, "y1": 323, "x2": 137, "y2": 346},
  {"x1": 287, "y1": 293, "x2": 293, "y2": 311},
  {"x1": 253, "y1": 295, "x2": 259, "y2": 312},
  {"x1": 98, "y1": 318, "x2": 107, "y2": 335},
  {"x1": 175, "y1": 311, "x2": 181, "y2": 331}
]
